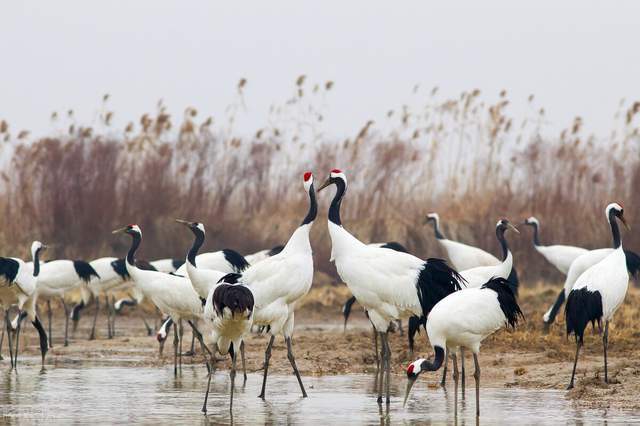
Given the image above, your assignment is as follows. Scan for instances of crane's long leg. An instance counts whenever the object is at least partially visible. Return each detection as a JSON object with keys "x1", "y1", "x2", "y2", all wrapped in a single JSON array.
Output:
[
  {"x1": 61, "y1": 298, "x2": 70, "y2": 347},
  {"x1": 373, "y1": 327, "x2": 380, "y2": 372},
  {"x1": 567, "y1": 341, "x2": 582, "y2": 389},
  {"x1": 451, "y1": 351, "x2": 459, "y2": 404},
  {"x1": 603, "y1": 320, "x2": 609, "y2": 384},
  {"x1": 460, "y1": 347, "x2": 466, "y2": 396},
  {"x1": 396, "y1": 320, "x2": 403, "y2": 336},
  {"x1": 178, "y1": 320, "x2": 184, "y2": 371},
  {"x1": 383, "y1": 332, "x2": 391, "y2": 404},
  {"x1": 5, "y1": 311, "x2": 14, "y2": 369},
  {"x1": 13, "y1": 309, "x2": 23, "y2": 369},
  {"x1": 89, "y1": 295, "x2": 99, "y2": 340},
  {"x1": 229, "y1": 344, "x2": 237, "y2": 411},
  {"x1": 187, "y1": 320, "x2": 213, "y2": 373},
  {"x1": 376, "y1": 331, "x2": 384, "y2": 404},
  {"x1": 440, "y1": 348, "x2": 448, "y2": 387},
  {"x1": 47, "y1": 300, "x2": 53, "y2": 348},
  {"x1": 173, "y1": 321, "x2": 179, "y2": 376},
  {"x1": 258, "y1": 335, "x2": 275, "y2": 399},
  {"x1": 286, "y1": 336, "x2": 307, "y2": 397},
  {"x1": 0, "y1": 311, "x2": 5, "y2": 361},
  {"x1": 240, "y1": 340, "x2": 247, "y2": 383},
  {"x1": 110, "y1": 295, "x2": 117, "y2": 338},
  {"x1": 473, "y1": 353, "x2": 481, "y2": 417}
]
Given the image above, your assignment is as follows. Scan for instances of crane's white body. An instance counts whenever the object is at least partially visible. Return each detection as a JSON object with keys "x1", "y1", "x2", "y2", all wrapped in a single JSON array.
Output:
[
  {"x1": 438, "y1": 239, "x2": 500, "y2": 271},
  {"x1": 203, "y1": 286, "x2": 253, "y2": 355},
  {"x1": 534, "y1": 245, "x2": 588, "y2": 275},
  {"x1": 245, "y1": 249, "x2": 271, "y2": 265},
  {"x1": 329, "y1": 221, "x2": 423, "y2": 331},
  {"x1": 239, "y1": 224, "x2": 314, "y2": 336},
  {"x1": 185, "y1": 261, "x2": 226, "y2": 300},
  {"x1": 150, "y1": 258, "x2": 180, "y2": 274},
  {"x1": 0, "y1": 258, "x2": 38, "y2": 317},
  {"x1": 127, "y1": 263, "x2": 202, "y2": 322},
  {"x1": 175, "y1": 252, "x2": 237, "y2": 276},
  {"x1": 459, "y1": 252, "x2": 512, "y2": 289},
  {"x1": 36, "y1": 260, "x2": 86, "y2": 299},
  {"x1": 427, "y1": 287, "x2": 508, "y2": 354},
  {"x1": 571, "y1": 247, "x2": 628, "y2": 321}
]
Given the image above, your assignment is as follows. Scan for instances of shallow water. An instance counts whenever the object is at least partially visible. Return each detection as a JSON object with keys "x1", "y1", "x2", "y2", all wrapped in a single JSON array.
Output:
[{"x1": 0, "y1": 364, "x2": 638, "y2": 425}]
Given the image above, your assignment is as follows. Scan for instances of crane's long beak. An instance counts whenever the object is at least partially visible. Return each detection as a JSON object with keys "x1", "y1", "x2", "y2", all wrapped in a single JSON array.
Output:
[
  {"x1": 317, "y1": 178, "x2": 332, "y2": 192},
  {"x1": 620, "y1": 215, "x2": 631, "y2": 231},
  {"x1": 403, "y1": 378, "x2": 417, "y2": 407},
  {"x1": 112, "y1": 226, "x2": 128, "y2": 234},
  {"x1": 175, "y1": 219, "x2": 191, "y2": 226},
  {"x1": 507, "y1": 223, "x2": 520, "y2": 234}
]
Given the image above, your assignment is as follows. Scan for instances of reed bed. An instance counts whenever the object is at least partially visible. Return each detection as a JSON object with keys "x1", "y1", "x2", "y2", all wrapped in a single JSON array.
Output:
[{"x1": 1, "y1": 78, "x2": 639, "y2": 284}]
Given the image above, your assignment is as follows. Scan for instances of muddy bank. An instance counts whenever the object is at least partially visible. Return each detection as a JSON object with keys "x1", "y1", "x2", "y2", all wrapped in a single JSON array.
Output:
[{"x1": 3, "y1": 284, "x2": 640, "y2": 412}]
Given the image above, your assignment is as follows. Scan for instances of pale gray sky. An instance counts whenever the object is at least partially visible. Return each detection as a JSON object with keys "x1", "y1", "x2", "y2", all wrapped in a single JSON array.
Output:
[{"x1": 2, "y1": 1, "x2": 639, "y2": 139}]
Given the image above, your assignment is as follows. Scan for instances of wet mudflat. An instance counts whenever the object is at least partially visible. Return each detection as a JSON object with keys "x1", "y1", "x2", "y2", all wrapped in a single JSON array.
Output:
[{"x1": 1, "y1": 365, "x2": 638, "y2": 425}]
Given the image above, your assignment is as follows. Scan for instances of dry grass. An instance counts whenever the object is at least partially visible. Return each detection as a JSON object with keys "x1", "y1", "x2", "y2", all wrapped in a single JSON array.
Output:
[{"x1": 0, "y1": 78, "x2": 639, "y2": 285}]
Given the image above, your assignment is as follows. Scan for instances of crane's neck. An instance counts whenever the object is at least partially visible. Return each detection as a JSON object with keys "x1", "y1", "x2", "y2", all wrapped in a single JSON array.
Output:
[
  {"x1": 609, "y1": 210, "x2": 622, "y2": 249},
  {"x1": 496, "y1": 227, "x2": 510, "y2": 261},
  {"x1": 301, "y1": 183, "x2": 318, "y2": 226},
  {"x1": 32, "y1": 248, "x2": 42, "y2": 277},
  {"x1": 127, "y1": 233, "x2": 141, "y2": 266},
  {"x1": 328, "y1": 180, "x2": 346, "y2": 226},
  {"x1": 530, "y1": 222, "x2": 541, "y2": 246},
  {"x1": 421, "y1": 346, "x2": 445, "y2": 372},
  {"x1": 188, "y1": 229, "x2": 205, "y2": 267}
]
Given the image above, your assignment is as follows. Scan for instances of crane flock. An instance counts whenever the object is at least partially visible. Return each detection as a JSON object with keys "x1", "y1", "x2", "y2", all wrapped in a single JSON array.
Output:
[{"x1": 0, "y1": 170, "x2": 636, "y2": 419}]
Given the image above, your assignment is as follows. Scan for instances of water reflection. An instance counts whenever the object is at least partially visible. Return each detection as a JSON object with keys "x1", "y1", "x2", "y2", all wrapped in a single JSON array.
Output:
[{"x1": 0, "y1": 366, "x2": 636, "y2": 425}]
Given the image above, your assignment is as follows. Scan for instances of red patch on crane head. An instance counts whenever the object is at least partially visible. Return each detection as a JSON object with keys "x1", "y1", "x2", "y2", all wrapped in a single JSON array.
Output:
[
  {"x1": 407, "y1": 364, "x2": 415, "y2": 374},
  {"x1": 331, "y1": 168, "x2": 342, "y2": 174},
  {"x1": 303, "y1": 172, "x2": 312, "y2": 181},
  {"x1": 128, "y1": 224, "x2": 136, "y2": 228}
]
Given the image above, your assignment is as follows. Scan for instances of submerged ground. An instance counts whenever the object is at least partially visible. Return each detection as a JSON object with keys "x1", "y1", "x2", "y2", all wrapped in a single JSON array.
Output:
[{"x1": 2, "y1": 283, "x2": 640, "y2": 420}]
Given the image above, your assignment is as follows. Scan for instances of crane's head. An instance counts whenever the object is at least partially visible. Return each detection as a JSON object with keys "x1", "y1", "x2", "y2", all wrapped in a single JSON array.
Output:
[
  {"x1": 317, "y1": 169, "x2": 347, "y2": 192},
  {"x1": 112, "y1": 224, "x2": 142, "y2": 236},
  {"x1": 31, "y1": 241, "x2": 47, "y2": 257},
  {"x1": 404, "y1": 358, "x2": 427, "y2": 406},
  {"x1": 606, "y1": 203, "x2": 630, "y2": 230},
  {"x1": 303, "y1": 171, "x2": 314, "y2": 192},
  {"x1": 496, "y1": 218, "x2": 519, "y2": 235},
  {"x1": 423, "y1": 212, "x2": 439, "y2": 226},
  {"x1": 522, "y1": 216, "x2": 539, "y2": 227},
  {"x1": 175, "y1": 219, "x2": 205, "y2": 235}
]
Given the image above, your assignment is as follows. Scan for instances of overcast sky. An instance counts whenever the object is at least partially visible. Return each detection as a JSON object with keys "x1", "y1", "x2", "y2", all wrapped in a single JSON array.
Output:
[{"x1": 2, "y1": 1, "x2": 639, "y2": 139}]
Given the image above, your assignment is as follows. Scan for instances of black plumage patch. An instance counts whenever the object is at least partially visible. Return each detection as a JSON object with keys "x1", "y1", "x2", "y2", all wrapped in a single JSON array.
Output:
[
  {"x1": 223, "y1": 249, "x2": 250, "y2": 272},
  {"x1": 267, "y1": 246, "x2": 285, "y2": 257},
  {"x1": 408, "y1": 315, "x2": 426, "y2": 354},
  {"x1": 506, "y1": 267, "x2": 519, "y2": 296},
  {"x1": 624, "y1": 249, "x2": 640, "y2": 279},
  {"x1": 71, "y1": 301, "x2": 85, "y2": 321},
  {"x1": 200, "y1": 297, "x2": 206, "y2": 306},
  {"x1": 342, "y1": 295, "x2": 356, "y2": 320},
  {"x1": 172, "y1": 258, "x2": 185, "y2": 270},
  {"x1": 481, "y1": 277, "x2": 524, "y2": 329},
  {"x1": 545, "y1": 289, "x2": 566, "y2": 324},
  {"x1": 565, "y1": 287, "x2": 603, "y2": 343},
  {"x1": 416, "y1": 258, "x2": 465, "y2": 318},
  {"x1": 212, "y1": 284, "x2": 254, "y2": 317},
  {"x1": 379, "y1": 242, "x2": 408, "y2": 253},
  {"x1": 218, "y1": 272, "x2": 242, "y2": 284},
  {"x1": 111, "y1": 258, "x2": 157, "y2": 280},
  {"x1": 73, "y1": 260, "x2": 100, "y2": 282},
  {"x1": 0, "y1": 258, "x2": 20, "y2": 284},
  {"x1": 32, "y1": 317, "x2": 48, "y2": 361}
]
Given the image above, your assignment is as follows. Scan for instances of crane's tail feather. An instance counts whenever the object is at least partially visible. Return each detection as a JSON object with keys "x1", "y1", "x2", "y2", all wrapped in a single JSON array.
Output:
[
  {"x1": 565, "y1": 288, "x2": 603, "y2": 343},
  {"x1": 481, "y1": 277, "x2": 524, "y2": 329},
  {"x1": 416, "y1": 258, "x2": 465, "y2": 318}
]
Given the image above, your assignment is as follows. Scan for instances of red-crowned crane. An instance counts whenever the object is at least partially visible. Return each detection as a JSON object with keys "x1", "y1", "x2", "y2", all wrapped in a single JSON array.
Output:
[
  {"x1": 318, "y1": 169, "x2": 464, "y2": 404},
  {"x1": 0, "y1": 241, "x2": 49, "y2": 368},
  {"x1": 214, "y1": 172, "x2": 317, "y2": 401},
  {"x1": 112, "y1": 224, "x2": 208, "y2": 376},
  {"x1": 404, "y1": 277, "x2": 524, "y2": 417},
  {"x1": 565, "y1": 203, "x2": 630, "y2": 389}
]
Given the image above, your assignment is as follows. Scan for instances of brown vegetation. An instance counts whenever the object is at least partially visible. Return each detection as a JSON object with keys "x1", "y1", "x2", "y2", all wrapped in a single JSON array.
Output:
[{"x1": 0, "y1": 78, "x2": 639, "y2": 285}]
